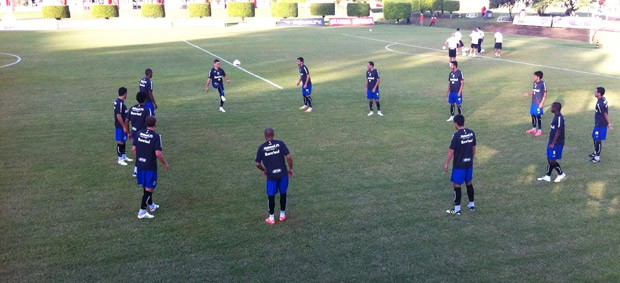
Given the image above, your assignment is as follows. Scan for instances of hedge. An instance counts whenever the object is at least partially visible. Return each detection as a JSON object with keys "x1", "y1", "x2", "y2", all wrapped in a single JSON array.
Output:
[
  {"x1": 42, "y1": 5, "x2": 70, "y2": 20},
  {"x1": 142, "y1": 4, "x2": 165, "y2": 18},
  {"x1": 443, "y1": 1, "x2": 460, "y2": 14},
  {"x1": 92, "y1": 5, "x2": 119, "y2": 19},
  {"x1": 383, "y1": 1, "x2": 411, "y2": 21},
  {"x1": 347, "y1": 3, "x2": 370, "y2": 17},
  {"x1": 310, "y1": 3, "x2": 335, "y2": 17},
  {"x1": 272, "y1": 3, "x2": 298, "y2": 18},
  {"x1": 188, "y1": 3, "x2": 211, "y2": 18},
  {"x1": 411, "y1": 0, "x2": 434, "y2": 12},
  {"x1": 227, "y1": 2, "x2": 255, "y2": 18}
]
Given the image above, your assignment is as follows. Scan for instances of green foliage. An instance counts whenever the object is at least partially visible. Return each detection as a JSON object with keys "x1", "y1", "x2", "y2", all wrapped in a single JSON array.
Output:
[
  {"x1": 141, "y1": 4, "x2": 165, "y2": 18},
  {"x1": 412, "y1": 0, "x2": 434, "y2": 12},
  {"x1": 384, "y1": 0, "x2": 411, "y2": 20},
  {"x1": 347, "y1": 3, "x2": 371, "y2": 17},
  {"x1": 443, "y1": 0, "x2": 459, "y2": 14},
  {"x1": 227, "y1": 2, "x2": 255, "y2": 18},
  {"x1": 432, "y1": 0, "x2": 443, "y2": 12},
  {"x1": 188, "y1": 3, "x2": 211, "y2": 18},
  {"x1": 310, "y1": 3, "x2": 336, "y2": 17},
  {"x1": 42, "y1": 5, "x2": 70, "y2": 19},
  {"x1": 272, "y1": 2, "x2": 298, "y2": 18},
  {"x1": 92, "y1": 5, "x2": 119, "y2": 19}
]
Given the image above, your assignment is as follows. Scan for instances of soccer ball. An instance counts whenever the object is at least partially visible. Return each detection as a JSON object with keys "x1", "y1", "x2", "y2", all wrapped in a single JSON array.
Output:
[
  {"x1": 233, "y1": 59, "x2": 241, "y2": 67},
  {"x1": 442, "y1": 46, "x2": 446, "y2": 50}
]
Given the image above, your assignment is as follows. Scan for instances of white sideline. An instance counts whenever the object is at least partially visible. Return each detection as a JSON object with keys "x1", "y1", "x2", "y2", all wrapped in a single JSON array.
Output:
[
  {"x1": 0, "y1": 52, "x2": 22, "y2": 68},
  {"x1": 182, "y1": 40, "x2": 283, "y2": 90},
  {"x1": 342, "y1": 34, "x2": 620, "y2": 80}
]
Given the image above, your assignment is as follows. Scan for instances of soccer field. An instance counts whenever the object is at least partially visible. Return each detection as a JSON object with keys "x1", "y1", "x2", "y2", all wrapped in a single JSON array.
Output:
[{"x1": 1, "y1": 25, "x2": 620, "y2": 281}]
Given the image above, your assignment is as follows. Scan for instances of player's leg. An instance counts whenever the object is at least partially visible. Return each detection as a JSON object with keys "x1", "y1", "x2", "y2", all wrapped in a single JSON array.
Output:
[
  {"x1": 305, "y1": 84, "x2": 313, "y2": 111},
  {"x1": 116, "y1": 129, "x2": 128, "y2": 165},
  {"x1": 278, "y1": 175, "x2": 289, "y2": 221},
  {"x1": 137, "y1": 169, "x2": 155, "y2": 218},
  {"x1": 591, "y1": 126, "x2": 606, "y2": 162},
  {"x1": 456, "y1": 95, "x2": 462, "y2": 115},
  {"x1": 266, "y1": 180, "x2": 277, "y2": 224},
  {"x1": 375, "y1": 92, "x2": 382, "y2": 116},
  {"x1": 538, "y1": 148, "x2": 555, "y2": 181},
  {"x1": 448, "y1": 169, "x2": 465, "y2": 215},
  {"x1": 218, "y1": 85, "x2": 226, "y2": 106},
  {"x1": 552, "y1": 146, "x2": 565, "y2": 182},
  {"x1": 465, "y1": 168, "x2": 475, "y2": 211}
]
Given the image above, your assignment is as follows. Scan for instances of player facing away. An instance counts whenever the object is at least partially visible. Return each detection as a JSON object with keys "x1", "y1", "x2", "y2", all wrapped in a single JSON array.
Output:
[
  {"x1": 366, "y1": 61, "x2": 383, "y2": 116},
  {"x1": 255, "y1": 128, "x2": 294, "y2": 225},
  {"x1": 446, "y1": 61, "x2": 464, "y2": 121},
  {"x1": 133, "y1": 116, "x2": 170, "y2": 219},
  {"x1": 469, "y1": 29, "x2": 480, "y2": 57},
  {"x1": 296, "y1": 57, "x2": 314, "y2": 112},
  {"x1": 114, "y1": 87, "x2": 133, "y2": 166},
  {"x1": 206, "y1": 59, "x2": 231, "y2": 113},
  {"x1": 537, "y1": 102, "x2": 566, "y2": 182},
  {"x1": 524, "y1": 71, "x2": 547, "y2": 137},
  {"x1": 454, "y1": 28, "x2": 464, "y2": 55},
  {"x1": 444, "y1": 114, "x2": 476, "y2": 215},
  {"x1": 494, "y1": 31, "x2": 503, "y2": 58},
  {"x1": 139, "y1": 68, "x2": 156, "y2": 116},
  {"x1": 590, "y1": 87, "x2": 614, "y2": 162},
  {"x1": 445, "y1": 34, "x2": 459, "y2": 63},
  {"x1": 128, "y1": 92, "x2": 153, "y2": 177}
]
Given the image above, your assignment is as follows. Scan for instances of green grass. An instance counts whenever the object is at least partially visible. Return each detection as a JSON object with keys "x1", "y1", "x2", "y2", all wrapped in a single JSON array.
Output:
[{"x1": 1, "y1": 25, "x2": 619, "y2": 282}]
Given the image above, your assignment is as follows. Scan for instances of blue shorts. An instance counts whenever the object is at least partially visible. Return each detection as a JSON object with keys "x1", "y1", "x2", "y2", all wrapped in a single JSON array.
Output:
[
  {"x1": 530, "y1": 104, "x2": 544, "y2": 116},
  {"x1": 212, "y1": 81, "x2": 225, "y2": 96},
  {"x1": 302, "y1": 84, "x2": 312, "y2": 97},
  {"x1": 367, "y1": 89, "x2": 380, "y2": 100},
  {"x1": 451, "y1": 167, "x2": 473, "y2": 185},
  {"x1": 547, "y1": 144, "x2": 564, "y2": 160},
  {"x1": 449, "y1": 92, "x2": 462, "y2": 105},
  {"x1": 266, "y1": 175, "x2": 289, "y2": 196},
  {"x1": 145, "y1": 101, "x2": 156, "y2": 116},
  {"x1": 137, "y1": 169, "x2": 158, "y2": 189},
  {"x1": 593, "y1": 126, "x2": 607, "y2": 141},
  {"x1": 115, "y1": 128, "x2": 127, "y2": 143}
]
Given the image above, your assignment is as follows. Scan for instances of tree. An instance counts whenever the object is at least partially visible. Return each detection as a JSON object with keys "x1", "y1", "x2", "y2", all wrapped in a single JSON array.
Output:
[
  {"x1": 561, "y1": 0, "x2": 591, "y2": 16},
  {"x1": 490, "y1": 0, "x2": 515, "y2": 20}
]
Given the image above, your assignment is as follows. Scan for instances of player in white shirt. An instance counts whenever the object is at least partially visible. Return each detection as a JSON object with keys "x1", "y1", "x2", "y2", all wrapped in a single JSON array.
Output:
[
  {"x1": 454, "y1": 28, "x2": 463, "y2": 55},
  {"x1": 469, "y1": 30, "x2": 480, "y2": 57},
  {"x1": 444, "y1": 34, "x2": 459, "y2": 63},
  {"x1": 494, "y1": 31, "x2": 503, "y2": 58}
]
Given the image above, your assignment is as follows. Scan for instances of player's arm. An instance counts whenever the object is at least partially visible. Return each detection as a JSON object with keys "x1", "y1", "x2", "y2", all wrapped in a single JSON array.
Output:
[
  {"x1": 365, "y1": 79, "x2": 369, "y2": 91},
  {"x1": 116, "y1": 112, "x2": 129, "y2": 133},
  {"x1": 205, "y1": 78, "x2": 212, "y2": 93},
  {"x1": 286, "y1": 154, "x2": 294, "y2": 176},
  {"x1": 132, "y1": 145, "x2": 137, "y2": 156},
  {"x1": 539, "y1": 91, "x2": 547, "y2": 108},
  {"x1": 523, "y1": 90, "x2": 532, "y2": 96},
  {"x1": 224, "y1": 70, "x2": 231, "y2": 84},
  {"x1": 155, "y1": 150, "x2": 170, "y2": 170},
  {"x1": 148, "y1": 90, "x2": 157, "y2": 109},
  {"x1": 472, "y1": 145, "x2": 476, "y2": 158},
  {"x1": 604, "y1": 112, "x2": 614, "y2": 129},
  {"x1": 444, "y1": 149, "x2": 455, "y2": 172},
  {"x1": 458, "y1": 79, "x2": 464, "y2": 96},
  {"x1": 256, "y1": 162, "x2": 267, "y2": 176},
  {"x1": 304, "y1": 73, "x2": 311, "y2": 88},
  {"x1": 374, "y1": 77, "x2": 380, "y2": 92}
]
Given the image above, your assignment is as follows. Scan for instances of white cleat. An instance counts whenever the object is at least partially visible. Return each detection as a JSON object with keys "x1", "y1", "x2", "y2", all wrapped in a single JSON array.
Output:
[
  {"x1": 554, "y1": 173, "x2": 566, "y2": 183},
  {"x1": 123, "y1": 157, "x2": 133, "y2": 162},
  {"x1": 137, "y1": 212, "x2": 154, "y2": 219},
  {"x1": 118, "y1": 160, "x2": 128, "y2": 166},
  {"x1": 377, "y1": 111, "x2": 384, "y2": 116},
  {"x1": 220, "y1": 95, "x2": 226, "y2": 102},
  {"x1": 299, "y1": 105, "x2": 309, "y2": 110},
  {"x1": 219, "y1": 107, "x2": 226, "y2": 113},
  {"x1": 446, "y1": 116, "x2": 454, "y2": 121},
  {"x1": 367, "y1": 111, "x2": 374, "y2": 116},
  {"x1": 537, "y1": 175, "x2": 551, "y2": 182},
  {"x1": 149, "y1": 203, "x2": 159, "y2": 212}
]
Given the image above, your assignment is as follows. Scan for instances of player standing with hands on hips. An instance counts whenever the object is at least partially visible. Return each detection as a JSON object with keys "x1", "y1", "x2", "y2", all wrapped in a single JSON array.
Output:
[
  {"x1": 255, "y1": 128, "x2": 294, "y2": 225},
  {"x1": 524, "y1": 71, "x2": 547, "y2": 137},
  {"x1": 444, "y1": 114, "x2": 477, "y2": 215},
  {"x1": 296, "y1": 57, "x2": 314, "y2": 112},
  {"x1": 366, "y1": 61, "x2": 383, "y2": 116},
  {"x1": 537, "y1": 102, "x2": 566, "y2": 182},
  {"x1": 590, "y1": 87, "x2": 614, "y2": 162},
  {"x1": 206, "y1": 59, "x2": 231, "y2": 113}
]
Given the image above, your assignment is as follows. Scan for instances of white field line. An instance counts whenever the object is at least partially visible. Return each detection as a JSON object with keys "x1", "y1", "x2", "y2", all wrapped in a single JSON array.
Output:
[
  {"x1": 342, "y1": 34, "x2": 620, "y2": 80},
  {"x1": 0, "y1": 52, "x2": 22, "y2": 68},
  {"x1": 182, "y1": 40, "x2": 283, "y2": 90}
]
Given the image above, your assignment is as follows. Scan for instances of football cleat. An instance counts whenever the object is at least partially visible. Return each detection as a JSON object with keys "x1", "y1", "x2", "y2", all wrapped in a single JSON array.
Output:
[
  {"x1": 305, "y1": 107, "x2": 313, "y2": 112},
  {"x1": 527, "y1": 128, "x2": 537, "y2": 134},
  {"x1": 138, "y1": 212, "x2": 154, "y2": 219},
  {"x1": 367, "y1": 111, "x2": 374, "y2": 116},
  {"x1": 377, "y1": 111, "x2": 384, "y2": 116},
  {"x1": 265, "y1": 217, "x2": 276, "y2": 225},
  {"x1": 554, "y1": 173, "x2": 566, "y2": 183},
  {"x1": 219, "y1": 107, "x2": 226, "y2": 113},
  {"x1": 447, "y1": 209, "x2": 461, "y2": 215},
  {"x1": 279, "y1": 213, "x2": 286, "y2": 222},
  {"x1": 299, "y1": 105, "x2": 309, "y2": 110},
  {"x1": 118, "y1": 160, "x2": 128, "y2": 166},
  {"x1": 149, "y1": 203, "x2": 159, "y2": 212},
  {"x1": 537, "y1": 175, "x2": 551, "y2": 182},
  {"x1": 123, "y1": 157, "x2": 133, "y2": 162},
  {"x1": 590, "y1": 157, "x2": 601, "y2": 163},
  {"x1": 468, "y1": 205, "x2": 476, "y2": 212},
  {"x1": 446, "y1": 116, "x2": 454, "y2": 121},
  {"x1": 220, "y1": 95, "x2": 226, "y2": 102},
  {"x1": 535, "y1": 130, "x2": 542, "y2": 137},
  {"x1": 588, "y1": 152, "x2": 596, "y2": 158}
]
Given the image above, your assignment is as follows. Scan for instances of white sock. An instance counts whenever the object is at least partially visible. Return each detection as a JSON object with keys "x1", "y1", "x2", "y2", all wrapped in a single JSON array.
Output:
[
  {"x1": 455, "y1": 205, "x2": 461, "y2": 212},
  {"x1": 122, "y1": 154, "x2": 127, "y2": 159},
  {"x1": 469, "y1": 202, "x2": 475, "y2": 208},
  {"x1": 134, "y1": 167, "x2": 137, "y2": 174},
  {"x1": 269, "y1": 214, "x2": 274, "y2": 221},
  {"x1": 139, "y1": 209, "x2": 147, "y2": 215},
  {"x1": 280, "y1": 211, "x2": 286, "y2": 217}
]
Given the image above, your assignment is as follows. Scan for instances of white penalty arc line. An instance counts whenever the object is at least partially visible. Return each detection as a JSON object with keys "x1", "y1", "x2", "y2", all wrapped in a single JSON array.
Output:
[
  {"x1": 0, "y1": 52, "x2": 22, "y2": 68},
  {"x1": 343, "y1": 34, "x2": 620, "y2": 80},
  {"x1": 182, "y1": 40, "x2": 283, "y2": 90}
]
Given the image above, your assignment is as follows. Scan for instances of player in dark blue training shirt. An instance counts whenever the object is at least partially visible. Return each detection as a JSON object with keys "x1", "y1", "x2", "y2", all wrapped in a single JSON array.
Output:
[
  {"x1": 114, "y1": 87, "x2": 133, "y2": 166},
  {"x1": 444, "y1": 115, "x2": 476, "y2": 215},
  {"x1": 445, "y1": 61, "x2": 464, "y2": 122},
  {"x1": 255, "y1": 128, "x2": 294, "y2": 225},
  {"x1": 206, "y1": 59, "x2": 231, "y2": 113},
  {"x1": 133, "y1": 116, "x2": 170, "y2": 219},
  {"x1": 590, "y1": 87, "x2": 614, "y2": 162},
  {"x1": 366, "y1": 61, "x2": 383, "y2": 117},
  {"x1": 296, "y1": 57, "x2": 314, "y2": 112},
  {"x1": 524, "y1": 70, "x2": 547, "y2": 136},
  {"x1": 128, "y1": 92, "x2": 152, "y2": 177},
  {"x1": 538, "y1": 102, "x2": 566, "y2": 182},
  {"x1": 139, "y1": 68, "x2": 156, "y2": 116}
]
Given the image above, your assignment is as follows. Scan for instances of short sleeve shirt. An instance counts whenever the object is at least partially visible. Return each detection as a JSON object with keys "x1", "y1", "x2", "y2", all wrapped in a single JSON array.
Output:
[
  {"x1": 549, "y1": 113, "x2": 566, "y2": 145},
  {"x1": 366, "y1": 69, "x2": 380, "y2": 91},
  {"x1": 209, "y1": 68, "x2": 226, "y2": 84},
  {"x1": 139, "y1": 77, "x2": 153, "y2": 102},
  {"x1": 449, "y1": 70, "x2": 464, "y2": 93},
  {"x1": 450, "y1": 128, "x2": 476, "y2": 169},
  {"x1": 299, "y1": 65, "x2": 311, "y2": 85},
  {"x1": 595, "y1": 97, "x2": 609, "y2": 127},
  {"x1": 255, "y1": 140, "x2": 290, "y2": 180},
  {"x1": 114, "y1": 98, "x2": 128, "y2": 129},
  {"x1": 531, "y1": 80, "x2": 547, "y2": 105},
  {"x1": 133, "y1": 129, "x2": 162, "y2": 171},
  {"x1": 129, "y1": 104, "x2": 152, "y2": 134}
]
